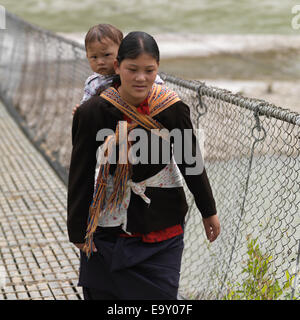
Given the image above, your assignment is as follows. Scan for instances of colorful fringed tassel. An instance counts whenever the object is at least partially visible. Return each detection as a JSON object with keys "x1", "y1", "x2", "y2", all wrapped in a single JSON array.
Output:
[
  {"x1": 106, "y1": 133, "x2": 132, "y2": 213},
  {"x1": 83, "y1": 134, "x2": 114, "y2": 257},
  {"x1": 83, "y1": 162, "x2": 109, "y2": 258},
  {"x1": 83, "y1": 125, "x2": 132, "y2": 258},
  {"x1": 106, "y1": 162, "x2": 131, "y2": 213}
]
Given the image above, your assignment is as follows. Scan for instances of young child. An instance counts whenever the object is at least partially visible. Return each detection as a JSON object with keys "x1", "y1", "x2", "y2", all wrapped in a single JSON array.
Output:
[{"x1": 73, "y1": 24, "x2": 164, "y2": 114}]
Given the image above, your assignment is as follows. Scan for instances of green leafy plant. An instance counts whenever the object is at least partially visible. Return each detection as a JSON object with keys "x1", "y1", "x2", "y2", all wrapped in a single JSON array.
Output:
[{"x1": 223, "y1": 237, "x2": 296, "y2": 300}]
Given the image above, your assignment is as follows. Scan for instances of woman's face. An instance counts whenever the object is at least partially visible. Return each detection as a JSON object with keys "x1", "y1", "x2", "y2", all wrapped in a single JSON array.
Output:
[{"x1": 114, "y1": 53, "x2": 159, "y2": 106}]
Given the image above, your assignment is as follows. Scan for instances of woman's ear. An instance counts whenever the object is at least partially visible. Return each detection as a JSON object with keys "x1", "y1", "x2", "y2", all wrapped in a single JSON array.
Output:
[{"x1": 114, "y1": 59, "x2": 120, "y2": 74}]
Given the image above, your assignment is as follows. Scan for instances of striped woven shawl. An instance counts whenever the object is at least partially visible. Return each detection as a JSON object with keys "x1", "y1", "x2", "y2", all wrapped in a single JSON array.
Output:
[{"x1": 84, "y1": 83, "x2": 180, "y2": 257}]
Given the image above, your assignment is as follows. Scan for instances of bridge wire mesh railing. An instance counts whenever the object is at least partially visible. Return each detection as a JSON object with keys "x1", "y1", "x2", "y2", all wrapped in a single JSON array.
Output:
[{"x1": 0, "y1": 11, "x2": 299, "y2": 300}]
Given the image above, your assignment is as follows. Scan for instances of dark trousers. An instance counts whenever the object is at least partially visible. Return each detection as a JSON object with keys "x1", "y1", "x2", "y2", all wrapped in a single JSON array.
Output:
[{"x1": 78, "y1": 230, "x2": 184, "y2": 300}]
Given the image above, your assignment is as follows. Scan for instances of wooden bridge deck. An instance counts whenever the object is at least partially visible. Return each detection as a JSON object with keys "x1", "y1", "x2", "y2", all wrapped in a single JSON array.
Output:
[{"x1": 0, "y1": 101, "x2": 83, "y2": 300}]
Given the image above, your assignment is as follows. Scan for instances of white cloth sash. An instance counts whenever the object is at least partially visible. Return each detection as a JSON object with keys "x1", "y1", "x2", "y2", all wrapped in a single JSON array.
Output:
[{"x1": 95, "y1": 155, "x2": 183, "y2": 232}]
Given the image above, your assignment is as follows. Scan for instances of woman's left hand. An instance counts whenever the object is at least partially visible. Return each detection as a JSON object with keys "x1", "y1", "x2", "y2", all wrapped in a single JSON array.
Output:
[{"x1": 202, "y1": 214, "x2": 221, "y2": 242}]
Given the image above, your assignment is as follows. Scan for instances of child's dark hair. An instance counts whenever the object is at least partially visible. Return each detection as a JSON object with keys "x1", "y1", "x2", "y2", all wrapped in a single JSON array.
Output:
[
  {"x1": 117, "y1": 31, "x2": 160, "y2": 64},
  {"x1": 85, "y1": 24, "x2": 123, "y2": 49}
]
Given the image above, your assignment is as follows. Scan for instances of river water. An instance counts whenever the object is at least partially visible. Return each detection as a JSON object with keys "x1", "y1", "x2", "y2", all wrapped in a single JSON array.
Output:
[
  {"x1": 1, "y1": 0, "x2": 299, "y2": 34},
  {"x1": 2, "y1": 0, "x2": 300, "y2": 109}
]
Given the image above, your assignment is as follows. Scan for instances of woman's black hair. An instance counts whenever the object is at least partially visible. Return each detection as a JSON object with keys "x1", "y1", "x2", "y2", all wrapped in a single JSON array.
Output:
[
  {"x1": 117, "y1": 31, "x2": 160, "y2": 64},
  {"x1": 112, "y1": 31, "x2": 160, "y2": 87}
]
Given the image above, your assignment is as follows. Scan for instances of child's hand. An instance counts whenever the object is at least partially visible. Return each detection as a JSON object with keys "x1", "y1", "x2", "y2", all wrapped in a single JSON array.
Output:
[{"x1": 72, "y1": 104, "x2": 80, "y2": 116}]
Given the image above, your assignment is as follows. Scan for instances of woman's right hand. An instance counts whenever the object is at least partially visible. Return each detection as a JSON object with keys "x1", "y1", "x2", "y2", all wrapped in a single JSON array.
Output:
[{"x1": 74, "y1": 242, "x2": 98, "y2": 253}]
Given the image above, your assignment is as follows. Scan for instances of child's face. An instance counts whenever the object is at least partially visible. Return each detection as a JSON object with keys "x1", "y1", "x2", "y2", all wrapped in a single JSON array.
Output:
[{"x1": 86, "y1": 38, "x2": 119, "y2": 75}]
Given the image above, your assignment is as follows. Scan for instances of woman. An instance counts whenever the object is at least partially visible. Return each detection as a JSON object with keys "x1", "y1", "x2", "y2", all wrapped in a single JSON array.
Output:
[{"x1": 67, "y1": 31, "x2": 220, "y2": 300}]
